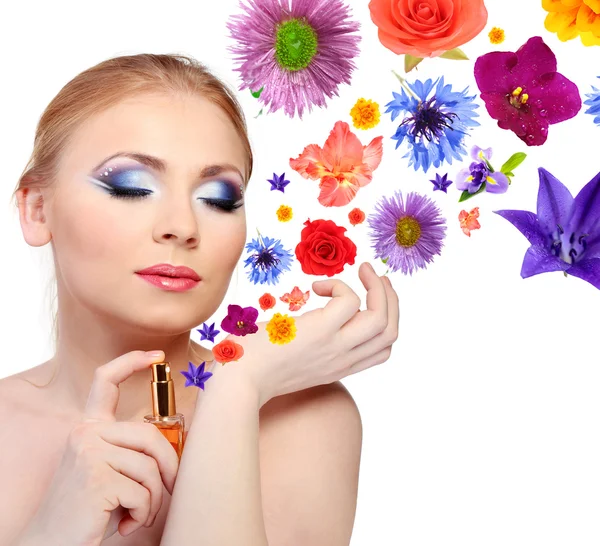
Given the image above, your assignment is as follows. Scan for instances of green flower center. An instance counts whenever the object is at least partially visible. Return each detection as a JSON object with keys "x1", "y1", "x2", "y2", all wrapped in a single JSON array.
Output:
[
  {"x1": 395, "y1": 216, "x2": 421, "y2": 247},
  {"x1": 275, "y1": 18, "x2": 318, "y2": 71}
]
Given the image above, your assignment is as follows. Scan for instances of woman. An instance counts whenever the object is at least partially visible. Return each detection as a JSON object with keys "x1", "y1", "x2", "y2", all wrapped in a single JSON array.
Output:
[{"x1": 0, "y1": 53, "x2": 399, "y2": 545}]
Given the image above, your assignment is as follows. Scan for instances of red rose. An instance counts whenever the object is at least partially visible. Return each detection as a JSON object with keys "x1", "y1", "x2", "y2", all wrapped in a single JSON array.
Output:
[
  {"x1": 295, "y1": 219, "x2": 357, "y2": 277},
  {"x1": 348, "y1": 207, "x2": 366, "y2": 226},
  {"x1": 258, "y1": 292, "x2": 276, "y2": 311},
  {"x1": 212, "y1": 339, "x2": 244, "y2": 364}
]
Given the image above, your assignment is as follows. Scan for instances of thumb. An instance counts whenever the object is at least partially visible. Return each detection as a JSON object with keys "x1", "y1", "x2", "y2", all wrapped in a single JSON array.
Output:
[{"x1": 83, "y1": 350, "x2": 165, "y2": 423}]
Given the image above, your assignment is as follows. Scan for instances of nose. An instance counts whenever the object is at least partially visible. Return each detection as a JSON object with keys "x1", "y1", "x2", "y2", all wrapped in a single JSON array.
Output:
[{"x1": 152, "y1": 195, "x2": 200, "y2": 248}]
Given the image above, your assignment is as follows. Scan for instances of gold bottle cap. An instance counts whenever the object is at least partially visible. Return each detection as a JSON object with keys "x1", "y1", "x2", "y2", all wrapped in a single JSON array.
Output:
[{"x1": 150, "y1": 362, "x2": 176, "y2": 418}]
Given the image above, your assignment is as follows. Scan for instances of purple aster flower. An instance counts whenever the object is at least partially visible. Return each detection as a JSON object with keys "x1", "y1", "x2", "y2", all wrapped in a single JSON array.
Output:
[
  {"x1": 221, "y1": 304, "x2": 259, "y2": 336},
  {"x1": 226, "y1": 0, "x2": 361, "y2": 119},
  {"x1": 197, "y1": 322, "x2": 220, "y2": 343},
  {"x1": 181, "y1": 361, "x2": 213, "y2": 390},
  {"x1": 430, "y1": 173, "x2": 453, "y2": 193},
  {"x1": 474, "y1": 36, "x2": 581, "y2": 146},
  {"x1": 455, "y1": 145, "x2": 509, "y2": 195},
  {"x1": 494, "y1": 167, "x2": 600, "y2": 290},
  {"x1": 268, "y1": 172, "x2": 290, "y2": 192},
  {"x1": 367, "y1": 190, "x2": 447, "y2": 275}
]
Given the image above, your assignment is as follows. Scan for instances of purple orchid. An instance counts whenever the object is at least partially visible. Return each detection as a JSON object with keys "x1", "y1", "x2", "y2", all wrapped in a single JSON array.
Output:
[
  {"x1": 494, "y1": 167, "x2": 600, "y2": 290},
  {"x1": 474, "y1": 36, "x2": 581, "y2": 146},
  {"x1": 430, "y1": 173, "x2": 453, "y2": 193},
  {"x1": 220, "y1": 304, "x2": 259, "y2": 336},
  {"x1": 197, "y1": 322, "x2": 220, "y2": 343},
  {"x1": 268, "y1": 173, "x2": 290, "y2": 193},
  {"x1": 456, "y1": 146, "x2": 509, "y2": 195},
  {"x1": 181, "y1": 361, "x2": 213, "y2": 390}
]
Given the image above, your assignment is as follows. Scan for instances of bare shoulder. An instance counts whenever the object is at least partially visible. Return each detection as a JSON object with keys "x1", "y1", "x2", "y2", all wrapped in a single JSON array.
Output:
[{"x1": 259, "y1": 382, "x2": 363, "y2": 546}]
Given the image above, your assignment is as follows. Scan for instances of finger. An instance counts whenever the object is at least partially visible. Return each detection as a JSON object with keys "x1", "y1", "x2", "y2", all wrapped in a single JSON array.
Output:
[
  {"x1": 111, "y1": 471, "x2": 152, "y2": 536},
  {"x1": 98, "y1": 421, "x2": 179, "y2": 496},
  {"x1": 312, "y1": 275, "x2": 362, "y2": 331},
  {"x1": 83, "y1": 350, "x2": 165, "y2": 423},
  {"x1": 345, "y1": 276, "x2": 400, "y2": 366},
  {"x1": 346, "y1": 345, "x2": 393, "y2": 377},
  {"x1": 338, "y1": 264, "x2": 389, "y2": 349},
  {"x1": 104, "y1": 443, "x2": 165, "y2": 528}
]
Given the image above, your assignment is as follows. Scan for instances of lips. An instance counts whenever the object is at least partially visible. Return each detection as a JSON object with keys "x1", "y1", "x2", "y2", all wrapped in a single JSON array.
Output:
[{"x1": 135, "y1": 263, "x2": 201, "y2": 281}]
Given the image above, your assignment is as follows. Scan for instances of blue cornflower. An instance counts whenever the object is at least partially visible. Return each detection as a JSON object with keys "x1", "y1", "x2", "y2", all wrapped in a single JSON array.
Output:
[
  {"x1": 197, "y1": 322, "x2": 220, "y2": 343},
  {"x1": 584, "y1": 76, "x2": 600, "y2": 126},
  {"x1": 385, "y1": 75, "x2": 480, "y2": 173},
  {"x1": 181, "y1": 361, "x2": 213, "y2": 390},
  {"x1": 268, "y1": 173, "x2": 290, "y2": 192},
  {"x1": 244, "y1": 231, "x2": 293, "y2": 285}
]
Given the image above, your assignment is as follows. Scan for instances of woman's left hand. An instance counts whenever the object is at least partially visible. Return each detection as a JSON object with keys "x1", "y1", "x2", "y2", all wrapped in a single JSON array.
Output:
[{"x1": 214, "y1": 262, "x2": 399, "y2": 406}]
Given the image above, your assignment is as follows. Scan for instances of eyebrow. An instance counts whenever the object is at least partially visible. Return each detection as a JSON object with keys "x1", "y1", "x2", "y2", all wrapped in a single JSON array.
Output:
[{"x1": 92, "y1": 151, "x2": 246, "y2": 183}]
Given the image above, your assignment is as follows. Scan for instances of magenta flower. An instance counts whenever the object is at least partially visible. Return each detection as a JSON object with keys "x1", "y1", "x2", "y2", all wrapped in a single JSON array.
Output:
[
  {"x1": 221, "y1": 304, "x2": 259, "y2": 336},
  {"x1": 474, "y1": 36, "x2": 581, "y2": 146},
  {"x1": 226, "y1": 0, "x2": 360, "y2": 119}
]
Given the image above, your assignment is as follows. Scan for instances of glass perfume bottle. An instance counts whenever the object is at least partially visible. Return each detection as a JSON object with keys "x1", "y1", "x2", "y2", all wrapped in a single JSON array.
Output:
[{"x1": 144, "y1": 362, "x2": 185, "y2": 459}]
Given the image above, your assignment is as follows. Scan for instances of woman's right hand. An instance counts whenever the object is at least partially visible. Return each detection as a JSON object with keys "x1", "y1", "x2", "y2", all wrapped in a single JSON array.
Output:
[{"x1": 17, "y1": 350, "x2": 180, "y2": 546}]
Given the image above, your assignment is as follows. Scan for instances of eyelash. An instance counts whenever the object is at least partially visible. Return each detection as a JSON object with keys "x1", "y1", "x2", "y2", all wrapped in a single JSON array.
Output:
[{"x1": 106, "y1": 188, "x2": 243, "y2": 211}]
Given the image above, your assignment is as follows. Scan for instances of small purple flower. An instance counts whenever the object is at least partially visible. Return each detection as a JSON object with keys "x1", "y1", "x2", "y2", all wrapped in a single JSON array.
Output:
[
  {"x1": 474, "y1": 36, "x2": 581, "y2": 146},
  {"x1": 268, "y1": 173, "x2": 290, "y2": 193},
  {"x1": 221, "y1": 304, "x2": 259, "y2": 336},
  {"x1": 455, "y1": 146, "x2": 509, "y2": 195},
  {"x1": 430, "y1": 173, "x2": 453, "y2": 193},
  {"x1": 197, "y1": 322, "x2": 220, "y2": 343},
  {"x1": 181, "y1": 361, "x2": 213, "y2": 390},
  {"x1": 227, "y1": 0, "x2": 361, "y2": 119},
  {"x1": 367, "y1": 190, "x2": 447, "y2": 275},
  {"x1": 494, "y1": 167, "x2": 600, "y2": 290}
]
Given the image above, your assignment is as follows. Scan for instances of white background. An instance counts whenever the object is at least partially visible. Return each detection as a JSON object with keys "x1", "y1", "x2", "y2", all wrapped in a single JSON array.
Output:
[{"x1": 1, "y1": 1, "x2": 599, "y2": 544}]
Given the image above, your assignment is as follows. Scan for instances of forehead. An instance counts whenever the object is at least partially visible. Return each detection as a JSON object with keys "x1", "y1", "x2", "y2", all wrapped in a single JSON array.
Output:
[{"x1": 59, "y1": 92, "x2": 248, "y2": 179}]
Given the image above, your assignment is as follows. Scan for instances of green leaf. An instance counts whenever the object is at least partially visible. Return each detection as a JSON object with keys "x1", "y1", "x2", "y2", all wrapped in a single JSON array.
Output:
[
  {"x1": 250, "y1": 86, "x2": 264, "y2": 99},
  {"x1": 458, "y1": 183, "x2": 486, "y2": 202},
  {"x1": 382, "y1": 257, "x2": 389, "y2": 264},
  {"x1": 404, "y1": 54, "x2": 423, "y2": 72},
  {"x1": 439, "y1": 47, "x2": 468, "y2": 60},
  {"x1": 482, "y1": 157, "x2": 495, "y2": 172},
  {"x1": 254, "y1": 108, "x2": 264, "y2": 119},
  {"x1": 500, "y1": 152, "x2": 527, "y2": 174}
]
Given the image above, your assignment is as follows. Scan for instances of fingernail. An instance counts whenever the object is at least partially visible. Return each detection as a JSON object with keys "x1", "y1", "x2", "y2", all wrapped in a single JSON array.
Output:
[{"x1": 146, "y1": 350, "x2": 165, "y2": 360}]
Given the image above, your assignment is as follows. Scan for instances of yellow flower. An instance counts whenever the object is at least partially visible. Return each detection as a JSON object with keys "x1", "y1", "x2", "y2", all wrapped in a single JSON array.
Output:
[
  {"x1": 542, "y1": 0, "x2": 600, "y2": 45},
  {"x1": 276, "y1": 204, "x2": 293, "y2": 222},
  {"x1": 266, "y1": 313, "x2": 296, "y2": 345},
  {"x1": 350, "y1": 98, "x2": 380, "y2": 130},
  {"x1": 488, "y1": 27, "x2": 505, "y2": 44}
]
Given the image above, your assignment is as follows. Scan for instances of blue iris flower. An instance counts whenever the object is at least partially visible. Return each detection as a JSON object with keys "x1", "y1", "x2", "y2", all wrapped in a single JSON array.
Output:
[
  {"x1": 244, "y1": 234, "x2": 293, "y2": 285},
  {"x1": 584, "y1": 76, "x2": 600, "y2": 126},
  {"x1": 385, "y1": 76, "x2": 480, "y2": 173}
]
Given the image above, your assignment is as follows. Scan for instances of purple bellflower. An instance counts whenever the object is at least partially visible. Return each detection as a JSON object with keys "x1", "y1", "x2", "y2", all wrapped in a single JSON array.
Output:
[
  {"x1": 474, "y1": 36, "x2": 581, "y2": 146},
  {"x1": 430, "y1": 173, "x2": 453, "y2": 193},
  {"x1": 181, "y1": 361, "x2": 213, "y2": 390},
  {"x1": 456, "y1": 146, "x2": 509, "y2": 194},
  {"x1": 494, "y1": 167, "x2": 600, "y2": 290},
  {"x1": 197, "y1": 322, "x2": 220, "y2": 343},
  {"x1": 268, "y1": 173, "x2": 291, "y2": 192}
]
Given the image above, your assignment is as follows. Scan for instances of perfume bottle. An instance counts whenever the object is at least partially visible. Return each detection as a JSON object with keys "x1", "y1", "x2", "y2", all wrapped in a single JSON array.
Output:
[{"x1": 144, "y1": 362, "x2": 185, "y2": 459}]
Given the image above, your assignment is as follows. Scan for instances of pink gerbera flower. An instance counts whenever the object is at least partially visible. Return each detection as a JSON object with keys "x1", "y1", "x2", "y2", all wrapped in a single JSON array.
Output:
[{"x1": 226, "y1": 0, "x2": 361, "y2": 118}]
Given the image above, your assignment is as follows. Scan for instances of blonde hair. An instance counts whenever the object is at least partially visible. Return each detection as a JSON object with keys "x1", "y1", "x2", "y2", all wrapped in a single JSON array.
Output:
[{"x1": 11, "y1": 53, "x2": 253, "y2": 379}]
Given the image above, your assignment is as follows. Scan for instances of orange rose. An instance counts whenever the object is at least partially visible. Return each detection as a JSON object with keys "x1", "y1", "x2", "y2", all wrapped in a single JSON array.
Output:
[
  {"x1": 258, "y1": 292, "x2": 276, "y2": 311},
  {"x1": 368, "y1": 0, "x2": 488, "y2": 58},
  {"x1": 212, "y1": 339, "x2": 244, "y2": 364},
  {"x1": 348, "y1": 207, "x2": 366, "y2": 226}
]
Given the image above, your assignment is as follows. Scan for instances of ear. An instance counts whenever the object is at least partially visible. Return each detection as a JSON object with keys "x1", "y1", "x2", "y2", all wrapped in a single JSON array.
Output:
[{"x1": 16, "y1": 187, "x2": 52, "y2": 247}]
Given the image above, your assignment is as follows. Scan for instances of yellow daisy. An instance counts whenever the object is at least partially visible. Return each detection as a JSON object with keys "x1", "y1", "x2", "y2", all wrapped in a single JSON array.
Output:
[
  {"x1": 266, "y1": 313, "x2": 297, "y2": 345},
  {"x1": 350, "y1": 98, "x2": 380, "y2": 130}
]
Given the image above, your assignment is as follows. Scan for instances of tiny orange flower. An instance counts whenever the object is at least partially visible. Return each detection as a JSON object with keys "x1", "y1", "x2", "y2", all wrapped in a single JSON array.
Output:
[
  {"x1": 276, "y1": 204, "x2": 293, "y2": 222},
  {"x1": 488, "y1": 26, "x2": 505, "y2": 44},
  {"x1": 280, "y1": 286, "x2": 310, "y2": 311},
  {"x1": 350, "y1": 98, "x2": 381, "y2": 130},
  {"x1": 212, "y1": 339, "x2": 244, "y2": 365},
  {"x1": 258, "y1": 292, "x2": 276, "y2": 311},
  {"x1": 348, "y1": 207, "x2": 366, "y2": 226},
  {"x1": 459, "y1": 207, "x2": 481, "y2": 237}
]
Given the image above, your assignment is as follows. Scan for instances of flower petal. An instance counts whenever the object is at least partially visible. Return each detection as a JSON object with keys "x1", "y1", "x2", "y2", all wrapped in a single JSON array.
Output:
[
  {"x1": 569, "y1": 170, "x2": 600, "y2": 233},
  {"x1": 544, "y1": 8, "x2": 580, "y2": 40},
  {"x1": 470, "y1": 145, "x2": 493, "y2": 160},
  {"x1": 362, "y1": 135, "x2": 384, "y2": 173},
  {"x1": 543, "y1": 0, "x2": 583, "y2": 12},
  {"x1": 493, "y1": 209, "x2": 548, "y2": 246},
  {"x1": 513, "y1": 36, "x2": 558, "y2": 80},
  {"x1": 321, "y1": 121, "x2": 365, "y2": 175},
  {"x1": 485, "y1": 171, "x2": 510, "y2": 193},
  {"x1": 289, "y1": 144, "x2": 328, "y2": 180},
  {"x1": 584, "y1": 0, "x2": 600, "y2": 12},
  {"x1": 474, "y1": 51, "x2": 518, "y2": 93},
  {"x1": 455, "y1": 167, "x2": 473, "y2": 190},
  {"x1": 317, "y1": 176, "x2": 360, "y2": 207},
  {"x1": 520, "y1": 245, "x2": 571, "y2": 278},
  {"x1": 529, "y1": 72, "x2": 582, "y2": 124},
  {"x1": 564, "y1": 258, "x2": 600, "y2": 289},
  {"x1": 536, "y1": 167, "x2": 575, "y2": 234}
]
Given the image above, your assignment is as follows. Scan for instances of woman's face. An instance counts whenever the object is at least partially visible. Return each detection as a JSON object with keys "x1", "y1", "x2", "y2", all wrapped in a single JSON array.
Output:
[{"x1": 44, "y1": 92, "x2": 248, "y2": 334}]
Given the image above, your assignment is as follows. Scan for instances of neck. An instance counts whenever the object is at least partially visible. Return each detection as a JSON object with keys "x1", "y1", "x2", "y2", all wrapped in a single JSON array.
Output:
[{"x1": 45, "y1": 300, "x2": 214, "y2": 423}]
